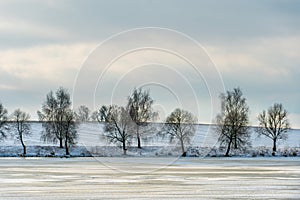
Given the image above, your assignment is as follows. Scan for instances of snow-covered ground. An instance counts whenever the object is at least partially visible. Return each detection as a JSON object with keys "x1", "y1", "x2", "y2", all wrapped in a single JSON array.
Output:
[
  {"x1": 1, "y1": 122, "x2": 300, "y2": 157},
  {"x1": 3, "y1": 122, "x2": 300, "y2": 147},
  {"x1": 0, "y1": 157, "x2": 299, "y2": 199}
]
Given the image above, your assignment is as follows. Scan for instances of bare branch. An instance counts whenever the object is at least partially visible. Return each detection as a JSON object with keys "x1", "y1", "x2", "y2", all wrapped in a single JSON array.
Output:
[{"x1": 256, "y1": 103, "x2": 291, "y2": 154}]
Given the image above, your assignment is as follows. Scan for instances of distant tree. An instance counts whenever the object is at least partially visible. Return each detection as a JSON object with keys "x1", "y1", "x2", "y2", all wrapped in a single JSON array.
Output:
[
  {"x1": 0, "y1": 103, "x2": 8, "y2": 141},
  {"x1": 38, "y1": 87, "x2": 73, "y2": 148},
  {"x1": 99, "y1": 105, "x2": 132, "y2": 155},
  {"x1": 75, "y1": 105, "x2": 91, "y2": 122},
  {"x1": 38, "y1": 90, "x2": 60, "y2": 146},
  {"x1": 91, "y1": 110, "x2": 100, "y2": 121},
  {"x1": 215, "y1": 88, "x2": 251, "y2": 156},
  {"x1": 62, "y1": 109, "x2": 78, "y2": 155},
  {"x1": 11, "y1": 109, "x2": 31, "y2": 156},
  {"x1": 256, "y1": 103, "x2": 291, "y2": 155},
  {"x1": 127, "y1": 88, "x2": 157, "y2": 148},
  {"x1": 163, "y1": 108, "x2": 197, "y2": 156}
]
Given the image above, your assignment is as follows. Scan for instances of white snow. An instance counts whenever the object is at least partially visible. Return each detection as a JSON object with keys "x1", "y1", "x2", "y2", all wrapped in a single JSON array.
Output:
[{"x1": 1, "y1": 122, "x2": 299, "y2": 157}]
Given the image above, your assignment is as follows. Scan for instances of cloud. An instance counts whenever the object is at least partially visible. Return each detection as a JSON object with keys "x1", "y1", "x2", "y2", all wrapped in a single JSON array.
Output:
[
  {"x1": 208, "y1": 36, "x2": 300, "y2": 72},
  {"x1": 206, "y1": 36, "x2": 300, "y2": 92},
  {"x1": 1, "y1": 0, "x2": 300, "y2": 46},
  {"x1": 0, "y1": 16, "x2": 71, "y2": 42},
  {"x1": 0, "y1": 43, "x2": 94, "y2": 84},
  {"x1": 0, "y1": 84, "x2": 17, "y2": 90},
  {"x1": 205, "y1": 36, "x2": 300, "y2": 128},
  {"x1": 0, "y1": 43, "x2": 95, "y2": 118},
  {"x1": 0, "y1": 0, "x2": 299, "y2": 126}
]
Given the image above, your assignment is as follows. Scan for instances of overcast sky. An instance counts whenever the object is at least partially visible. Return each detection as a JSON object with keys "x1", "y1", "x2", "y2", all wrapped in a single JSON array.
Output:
[{"x1": 0, "y1": 0, "x2": 299, "y2": 128}]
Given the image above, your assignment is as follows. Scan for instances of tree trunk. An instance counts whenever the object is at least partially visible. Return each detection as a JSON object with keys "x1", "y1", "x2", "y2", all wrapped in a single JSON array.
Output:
[
  {"x1": 23, "y1": 145, "x2": 26, "y2": 156},
  {"x1": 137, "y1": 126, "x2": 141, "y2": 148},
  {"x1": 20, "y1": 137, "x2": 26, "y2": 156},
  {"x1": 180, "y1": 138, "x2": 186, "y2": 157},
  {"x1": 137, "y1": 136, "x2": 141, "y2": 148},
  {"x1": 65, "y1": 129, "x2": 69, "y2": 156},
  {"x1": 65, "y1": 139, "x2": 69, "y2": 156},
  {"x1": 59, "y1": 138, "x2": 63, "y2": 148},
  {"x1": 272, "y1": 138, "x2": 277, "y2": 156},
  {"x1": 122, "y1": 140, "x2": 127, "y2": 155},
  {"x1": 234, "y1": 135, "x2": 238, "y2": 149},
  {"x1": 225, "y1": 140, "x2": 232, "y2": 157},
  {"x1": 233, "y1": 130, "x2": 238, "y2": 149}
]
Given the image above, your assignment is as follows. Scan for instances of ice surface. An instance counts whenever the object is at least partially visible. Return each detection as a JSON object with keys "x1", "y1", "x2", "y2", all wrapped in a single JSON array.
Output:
[{"x1": 0, "y1": 157, "x2": 299, "y2": 199}]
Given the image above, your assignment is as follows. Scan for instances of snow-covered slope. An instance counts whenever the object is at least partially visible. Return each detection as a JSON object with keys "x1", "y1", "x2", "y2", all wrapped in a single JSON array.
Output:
[{"x1": 2, "y1": 122, "x2": 299, "y2": 148}]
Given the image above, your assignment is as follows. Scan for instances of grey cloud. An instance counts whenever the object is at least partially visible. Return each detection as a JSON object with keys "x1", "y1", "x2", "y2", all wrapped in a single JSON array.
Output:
[
  {"x1": 0, "y1": 0, "x2": 299, "y2": 127},
  {"x1": 1, "y1": 0, "x2": 300, "y2": 49}
]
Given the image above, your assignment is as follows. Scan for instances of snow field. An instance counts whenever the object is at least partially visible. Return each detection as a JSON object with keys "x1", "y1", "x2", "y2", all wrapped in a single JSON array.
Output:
[{"x1": 1, "y1": 122, "x2": 299, "y2": 157}]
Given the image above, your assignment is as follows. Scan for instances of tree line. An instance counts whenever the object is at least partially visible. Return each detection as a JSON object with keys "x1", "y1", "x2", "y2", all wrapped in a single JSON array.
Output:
[{"x1": 0, "y1": 87, "x2": 291, "y2": 157}]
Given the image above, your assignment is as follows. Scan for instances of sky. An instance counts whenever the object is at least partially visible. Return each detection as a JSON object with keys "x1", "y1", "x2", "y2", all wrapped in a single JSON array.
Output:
[{"x1": 0, "y1": 0, "x2": 299, "y2": 128}]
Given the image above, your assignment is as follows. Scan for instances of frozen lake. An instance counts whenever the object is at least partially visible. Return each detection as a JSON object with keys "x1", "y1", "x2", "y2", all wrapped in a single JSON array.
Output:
[{"x1": 0, "y1": 157, "x2": 299, "y2": 199}]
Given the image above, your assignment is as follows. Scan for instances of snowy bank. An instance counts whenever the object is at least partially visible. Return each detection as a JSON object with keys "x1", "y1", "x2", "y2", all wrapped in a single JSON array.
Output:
[{"x1": 1, "y1": 145, "x2": 299, "y2": 158}]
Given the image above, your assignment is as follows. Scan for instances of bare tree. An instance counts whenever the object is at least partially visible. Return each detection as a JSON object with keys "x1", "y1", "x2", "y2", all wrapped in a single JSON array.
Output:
[
  {"x1": 256, "y1": 103, "x2": 291, "y2": 155},
  {"x1": 11, "y1": 109, "x2": 31, "y2": 156},
  {"x1": 75, "y1": 105, "x2": 91, "y2": 122},
  {"x1": 163, "y1": 108, "x2": 197, "y2": 156},
  {"x1": 38, "y1": 87, "x2": 72, "y2": 148},
  {"x1": 0, "y1": 103, "x2": 8, "y2": 141},
  {"x1": 62, "y1": 109, "x2": 78, "y2": 156},
  {"x1": 91, "y1": 110, "x2": 99, "y2": 121},
  {"x1": 215, "y1": 88, "x2": 251, "y2": 156},
  {"x1": 99, "y1": 105, "x2": 132, "y2": 155},
  {"x1": 127, "y1": 88, "x2": 156, "y2": 148}
]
